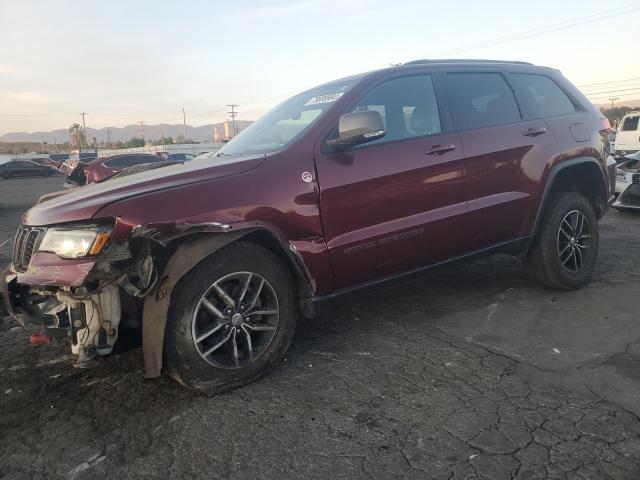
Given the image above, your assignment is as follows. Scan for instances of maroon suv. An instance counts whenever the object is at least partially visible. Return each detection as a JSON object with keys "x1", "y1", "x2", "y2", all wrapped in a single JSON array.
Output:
[{"x1": 3, "y1": 60, "x2": 615, "y2": 393}]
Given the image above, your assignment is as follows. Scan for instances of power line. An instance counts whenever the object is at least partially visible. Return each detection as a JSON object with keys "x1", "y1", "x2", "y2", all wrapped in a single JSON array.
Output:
[
  {"x1": 578, "y1": 76, "x2": 640, "y2": 88},
  {"x1": 584, "y1": 86, "x2": 640, "y2": 96},
  {"x1": 582, "y1": 83, "x2": 640, "y2": 94},
  {"x1": 426, "y1": 3, "x2": 640, "y2": 56},
  {"x1": 588, "y1": 91, "x2": 640, "y2": 101}
]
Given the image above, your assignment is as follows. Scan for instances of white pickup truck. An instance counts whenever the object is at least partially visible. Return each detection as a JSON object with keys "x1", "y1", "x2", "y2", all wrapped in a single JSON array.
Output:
[{"x1": 615, "y1": 111, "x2": 640, "y2": 156}]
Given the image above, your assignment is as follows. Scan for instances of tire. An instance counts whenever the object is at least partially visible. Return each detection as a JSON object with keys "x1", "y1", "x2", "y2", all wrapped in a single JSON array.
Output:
[
  {"x1": 164, "y1": 241, "x2": 297, "y2": 394},
  {"x1": 526, "y1": 192, "x2": 599, "y2": 290}
]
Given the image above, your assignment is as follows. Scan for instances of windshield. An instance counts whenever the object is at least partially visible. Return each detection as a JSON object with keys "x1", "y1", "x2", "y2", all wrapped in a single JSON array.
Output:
[{"x1": 216, "y1": 80, "x2": 356, "y2": 156}]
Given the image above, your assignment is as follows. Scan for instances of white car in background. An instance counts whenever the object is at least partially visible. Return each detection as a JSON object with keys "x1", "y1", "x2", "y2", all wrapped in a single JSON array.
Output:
[
  {"x1": 614, "y1": 112, "x2": 640, "y2": 157},
  {"x1": 613, "y1": 151, "x2": 640, "y2": 211}
]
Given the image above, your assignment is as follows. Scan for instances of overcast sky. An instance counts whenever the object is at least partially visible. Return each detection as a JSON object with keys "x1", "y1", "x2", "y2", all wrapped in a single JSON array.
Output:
[{"x1": 1, "y1": 0, "x2": 639, "y2": 135}]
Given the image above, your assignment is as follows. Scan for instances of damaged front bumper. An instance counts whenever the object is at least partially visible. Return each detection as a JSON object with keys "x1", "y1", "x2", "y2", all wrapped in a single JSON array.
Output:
[{"x1": 2, "y1": 241, "x2": 155, "y2": 366}]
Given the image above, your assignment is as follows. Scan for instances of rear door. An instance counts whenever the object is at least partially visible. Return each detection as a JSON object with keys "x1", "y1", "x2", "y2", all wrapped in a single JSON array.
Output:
[
  {"x1": 443, "y1": 70, "x2": 559, "y2": 247},
  {"x1": 315, "y1": 71, "x2": 471, "y2": 290}
]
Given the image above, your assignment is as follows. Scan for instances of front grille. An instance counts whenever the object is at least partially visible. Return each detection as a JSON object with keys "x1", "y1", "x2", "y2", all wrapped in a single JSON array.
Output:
[
  {"x1": 633, "y1": 174, "x2": 640, "y2": 185},
  {"x1": 12, "y1": 226, "x2": 43, "y2": 272}
]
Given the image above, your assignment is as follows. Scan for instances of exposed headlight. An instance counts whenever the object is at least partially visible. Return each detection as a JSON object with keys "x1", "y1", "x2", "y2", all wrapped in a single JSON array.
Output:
[{"x1": 39, "y1": 227, "x2": 111, "y2": 258}]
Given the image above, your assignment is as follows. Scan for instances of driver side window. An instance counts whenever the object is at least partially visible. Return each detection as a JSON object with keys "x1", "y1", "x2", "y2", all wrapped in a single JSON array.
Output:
[{"x1": 349, "y1": 74, "x2": 441, "y2": 147}]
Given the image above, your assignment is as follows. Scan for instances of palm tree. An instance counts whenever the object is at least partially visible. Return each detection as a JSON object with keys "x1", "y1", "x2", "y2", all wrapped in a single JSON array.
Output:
[{"x1": 68, "y1": 123, "x2": 85, "y2": 151}]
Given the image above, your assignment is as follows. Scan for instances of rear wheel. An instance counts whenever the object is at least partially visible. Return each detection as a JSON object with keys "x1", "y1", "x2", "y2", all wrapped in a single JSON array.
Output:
[
  {"x1": 527, "y1": 192, "x2": 599, "y2": 290},
  {"x1": 164, "y1": 242, "x2": 297, "y2": 394}
]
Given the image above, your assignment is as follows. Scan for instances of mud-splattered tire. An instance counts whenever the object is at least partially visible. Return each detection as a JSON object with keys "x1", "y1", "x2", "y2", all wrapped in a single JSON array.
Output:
[
  {"x1": 527, "y1": 192, "x2": 599, "y2": 290},
  {"x1": 164, "y1": 241, "x2": 297, "y2": 394}
]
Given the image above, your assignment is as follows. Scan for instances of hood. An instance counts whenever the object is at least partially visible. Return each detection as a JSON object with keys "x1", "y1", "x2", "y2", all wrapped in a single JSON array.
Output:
[{"x1": 23, "y1": 154, "x2": 265, "y2": 226}]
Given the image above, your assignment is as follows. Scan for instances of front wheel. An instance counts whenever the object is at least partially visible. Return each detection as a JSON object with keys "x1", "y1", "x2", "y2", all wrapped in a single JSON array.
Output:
[
  {"x1": 164, "y1": 241, "x2": 297, "y2": 394},
  {"x1": 526, "y1": 192, "x2": 599, "y2": 290}
]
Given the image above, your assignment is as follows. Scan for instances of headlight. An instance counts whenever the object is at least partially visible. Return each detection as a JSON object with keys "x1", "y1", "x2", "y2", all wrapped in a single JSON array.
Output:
[{"x1": 39, "y1": 227, "x2": 111, "y2": 258}]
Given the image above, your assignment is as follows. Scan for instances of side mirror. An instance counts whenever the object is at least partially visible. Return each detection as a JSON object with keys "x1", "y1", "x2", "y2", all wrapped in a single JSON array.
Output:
[{"x1": 327, "y1": 110, "x2": 386, "y2": 151}]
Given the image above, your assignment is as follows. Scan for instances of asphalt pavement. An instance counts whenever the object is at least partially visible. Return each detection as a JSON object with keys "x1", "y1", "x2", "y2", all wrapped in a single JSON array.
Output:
[{"x1": 1, "y1": 176, "x2": 639, "y2": 480}]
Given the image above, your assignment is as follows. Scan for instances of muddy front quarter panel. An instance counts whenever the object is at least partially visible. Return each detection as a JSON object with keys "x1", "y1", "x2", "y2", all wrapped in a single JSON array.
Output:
[{"x1": 141, "y1": 231, "x2": 249, "y2": 378}]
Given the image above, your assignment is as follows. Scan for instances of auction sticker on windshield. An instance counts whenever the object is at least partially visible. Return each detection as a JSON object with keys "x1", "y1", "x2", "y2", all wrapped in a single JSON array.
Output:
[{"x1": 304, "y1": 93, "x2": 344, "y2": 106}]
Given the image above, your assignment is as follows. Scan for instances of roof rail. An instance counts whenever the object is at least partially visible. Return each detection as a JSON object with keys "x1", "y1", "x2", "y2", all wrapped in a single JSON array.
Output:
[{"x1": 403, "y1": 59, "x2": 533, "y2": 66}]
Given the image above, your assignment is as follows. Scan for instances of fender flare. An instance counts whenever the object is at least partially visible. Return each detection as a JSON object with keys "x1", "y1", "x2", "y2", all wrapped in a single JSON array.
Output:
[
  {"x1": 142, "y1": 230, "x2": 251, "y2": 378},
  {"x1": 530, "y1": 157, "x2": 607, "y2": 239}
]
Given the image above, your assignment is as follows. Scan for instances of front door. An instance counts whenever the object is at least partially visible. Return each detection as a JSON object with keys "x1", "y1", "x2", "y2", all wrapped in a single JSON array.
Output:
[{"x1": 315, "y1": 72, "x2": 471, "y2": 290}]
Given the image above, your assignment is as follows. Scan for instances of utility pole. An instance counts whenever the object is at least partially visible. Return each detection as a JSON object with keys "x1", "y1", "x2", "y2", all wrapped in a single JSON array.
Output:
[
  {"x1": 139, "y1": 121, "x2": 145, "y2": 142},
  {"x1": 106, "y1": 128, "x2": 111, "y2": 147},
  {"x1": 182, "y1": 106, "x2": 187, "y2": 139},
  {"x1": 79, "y1": 112, "x2": 87, "y2": 154},
  {"x1": 609, "y1": 97, "x2": 620, "y2": 109},
  {"x1": 227, "y1": 104, "x2": 239, "y2": 137}
]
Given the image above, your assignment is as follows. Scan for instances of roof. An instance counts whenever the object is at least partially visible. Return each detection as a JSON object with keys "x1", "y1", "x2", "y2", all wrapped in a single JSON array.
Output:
[{"x1": 403, "y1": 59, "x2": 533, "y2": 66}]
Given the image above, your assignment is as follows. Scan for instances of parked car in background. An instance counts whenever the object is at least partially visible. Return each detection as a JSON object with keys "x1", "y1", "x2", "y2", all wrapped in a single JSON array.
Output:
[
  {"x1": 66, "y1": 153, "x2": 166, "y2": 186},
  {"x1": 0, "y1": 159, "x2": 59, "y2": 179},
  {"x1": 166, "y1": 153, "x2": 196, "y2": 162},
  {"x1": 28, "y1": 157, "x2": 58, "y2": 169},
  {"x1": 4, "y1": 59, "x2": 615, "y2": 394},
  {"x1": 613, "y1": 151, "x2": 640, "y2": 211},
  {"x1": 59, "y1": 154, "x2": 98, "y2": 176},
  {"x1": 614, "y1": 112, "x2": 640, "y2": 157},
  {"x1": 49, "y1": 153, "x2": 69, "y2": 169}
]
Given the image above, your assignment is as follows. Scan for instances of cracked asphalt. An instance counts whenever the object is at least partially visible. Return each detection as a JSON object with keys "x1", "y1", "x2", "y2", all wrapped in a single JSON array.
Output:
[{"x1": 1, "y1": 177, "x2": 640, "y2": 480}]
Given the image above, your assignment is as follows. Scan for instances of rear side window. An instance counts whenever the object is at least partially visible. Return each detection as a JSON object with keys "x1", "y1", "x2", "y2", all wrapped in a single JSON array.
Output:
[
  {"x1": 621, "y1": 116, "x2": 639, "y2": 131},
  {"x1": 445, "y1": 73, "x2": 521, "y2": 130},
  {"x1": 512, "y1": 74, "x2": 576, "y2": 118}
]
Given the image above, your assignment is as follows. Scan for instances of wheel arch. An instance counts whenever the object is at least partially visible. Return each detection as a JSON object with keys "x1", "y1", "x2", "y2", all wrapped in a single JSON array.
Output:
[
  {"x1": 141, "y1": 226, "x2": 314, "y2": 378},
  {"x1": 532, "y1": 157, "x2": 607, "y2": 239}
]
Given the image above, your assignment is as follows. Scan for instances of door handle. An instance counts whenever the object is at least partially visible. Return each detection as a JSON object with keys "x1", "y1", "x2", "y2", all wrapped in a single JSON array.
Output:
[
  {"x1": 523, "y1": 127, "x2": 547, "y2": 137},
  {"x1": 426, "y1": 144, "x2": 456, "y2": 155}
]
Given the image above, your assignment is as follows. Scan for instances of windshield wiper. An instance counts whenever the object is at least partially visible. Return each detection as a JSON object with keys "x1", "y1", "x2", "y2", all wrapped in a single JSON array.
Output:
[{"x1": 215, "y1": 152, "x2": 244, "y2": 157}]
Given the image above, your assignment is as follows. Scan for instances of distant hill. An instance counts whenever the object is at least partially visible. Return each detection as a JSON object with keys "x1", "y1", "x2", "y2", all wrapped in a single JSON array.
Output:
[{"x1": 0, "y1": 121, "x2": 253, "y2": 144}]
